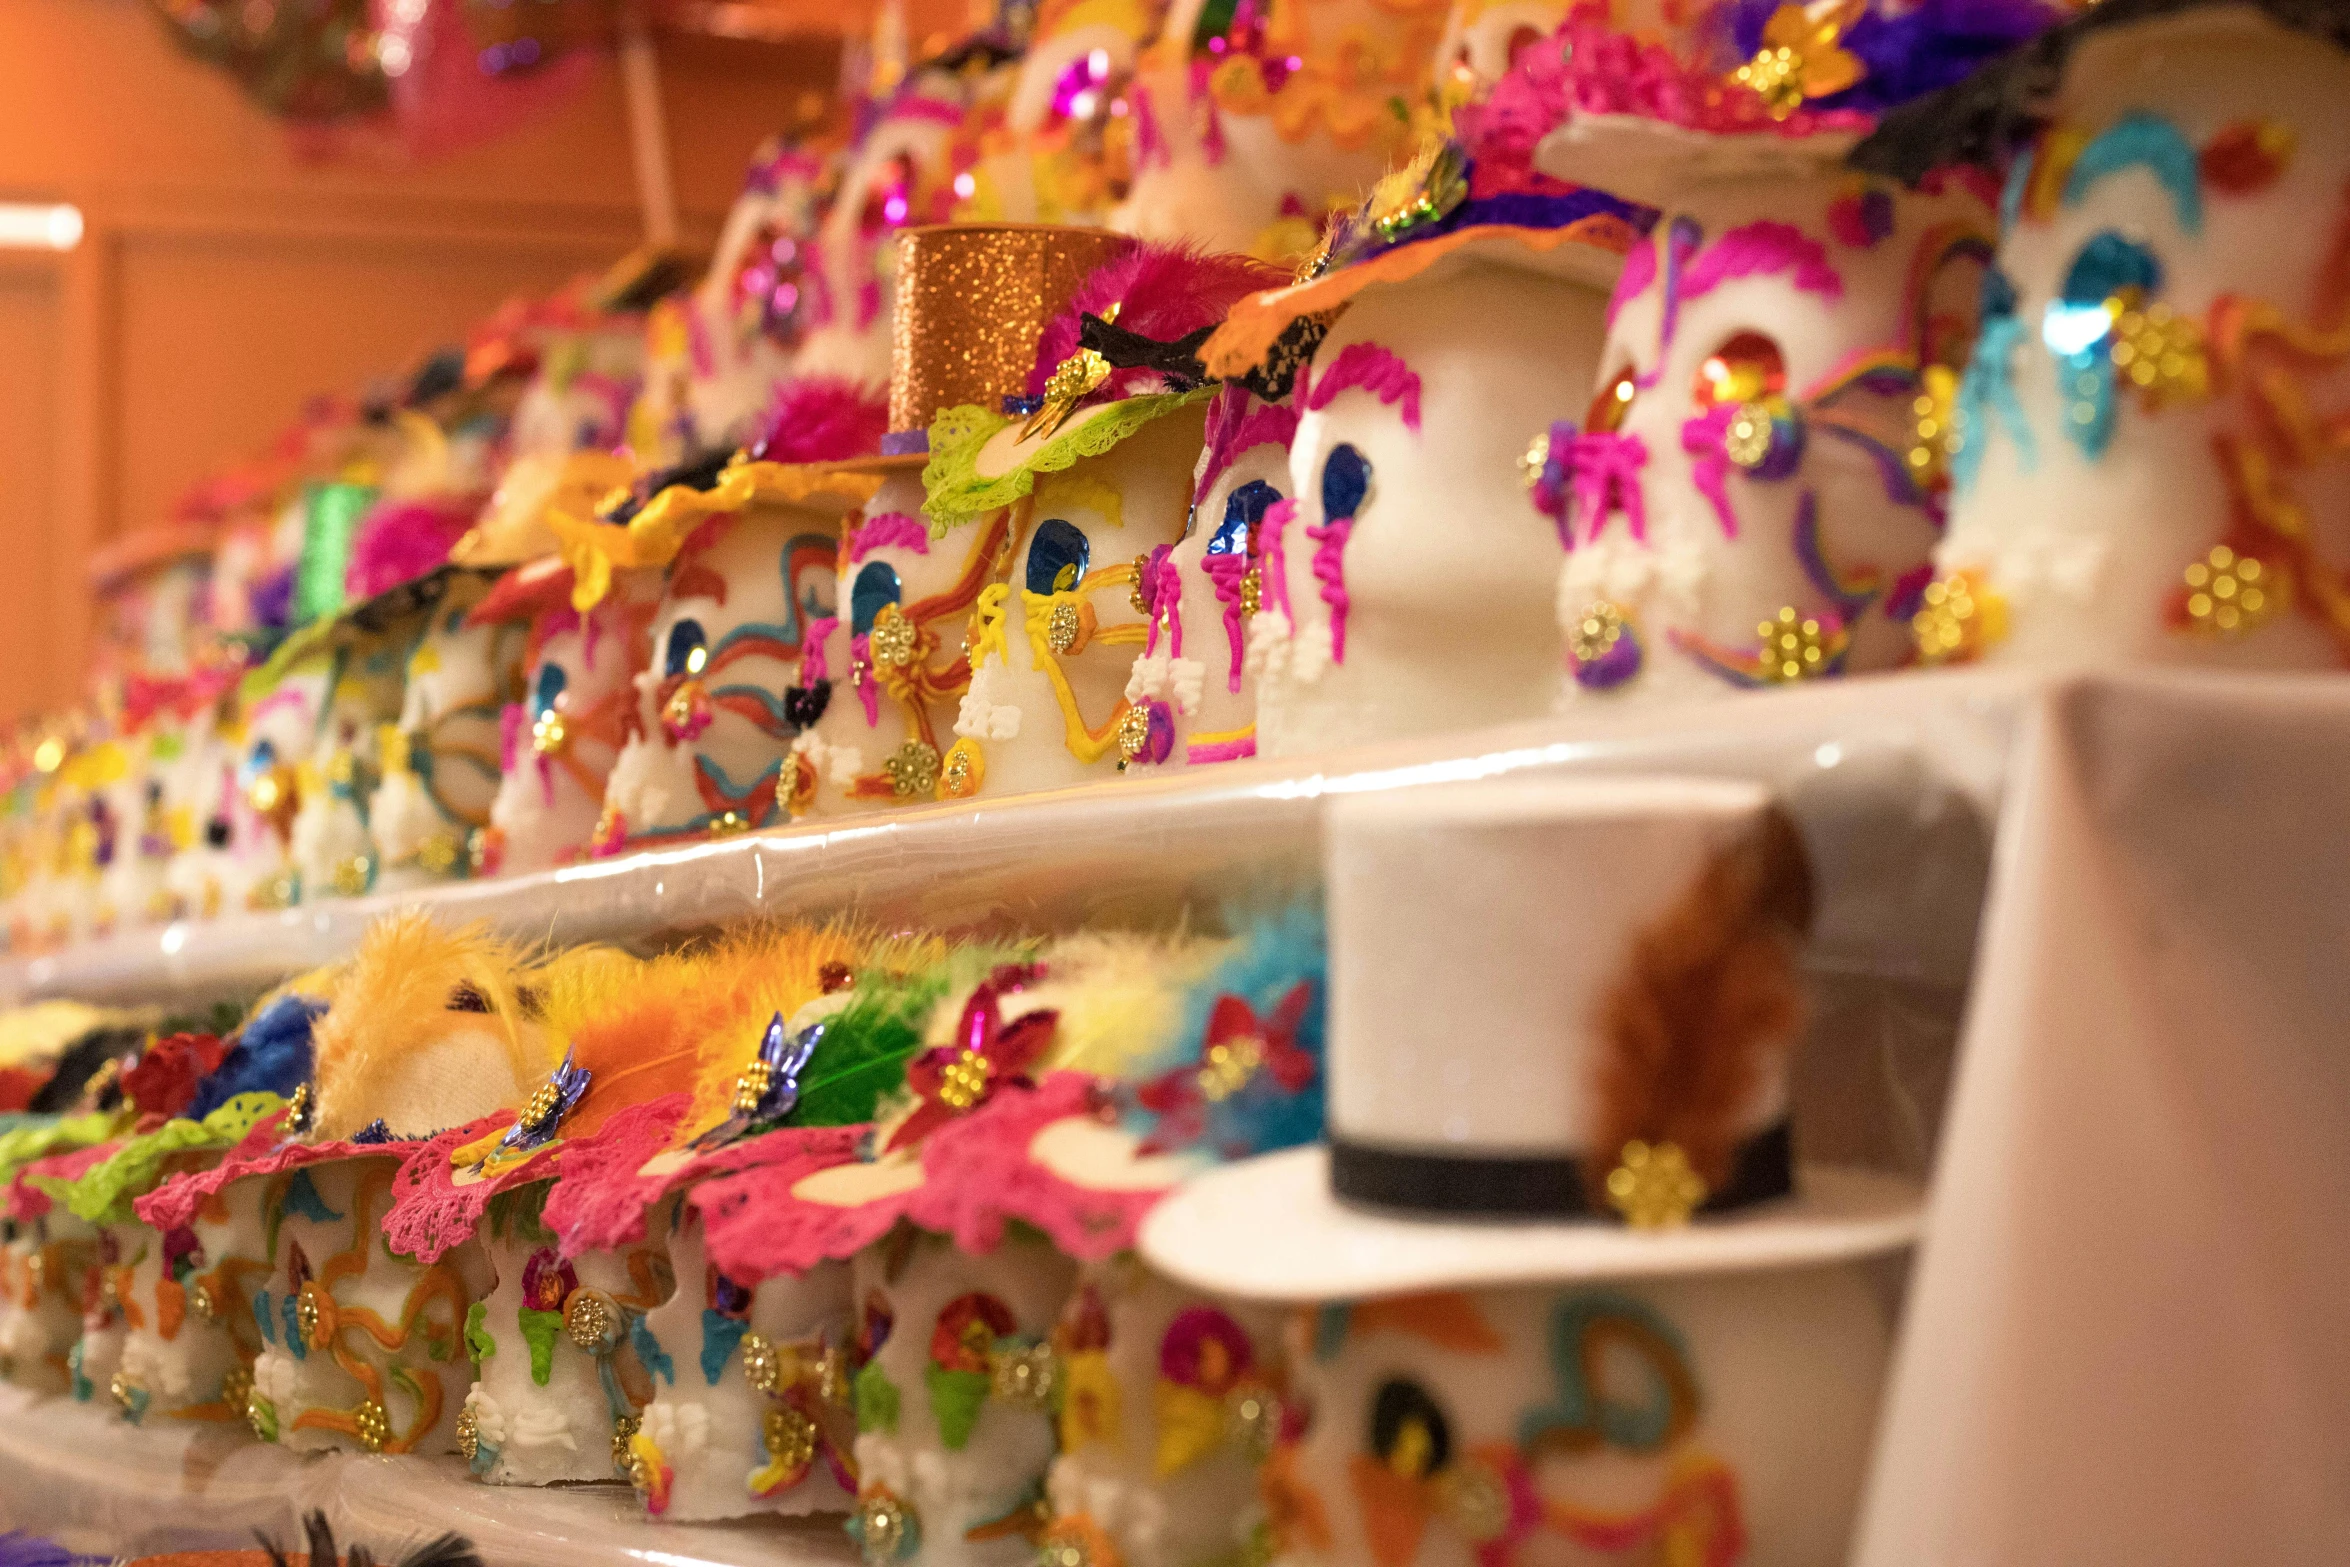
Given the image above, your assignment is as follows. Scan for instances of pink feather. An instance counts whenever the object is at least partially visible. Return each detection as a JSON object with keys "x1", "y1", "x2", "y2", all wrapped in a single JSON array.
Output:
[
  {"x1": 1028, "y1": 243, "x2": 1288, "y2": 399},
  {"x1": 344, "y1": 497, "x2": 479, "y2": 600},
  {"x1": 755, "y1": 376, "x2": 891, "y2": 464}
]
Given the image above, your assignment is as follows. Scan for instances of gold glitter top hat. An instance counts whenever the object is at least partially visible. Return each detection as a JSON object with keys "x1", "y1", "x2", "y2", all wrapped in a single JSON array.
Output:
[{"x1": 879, "y1": 223, "x2": 1137, "y2": 460}]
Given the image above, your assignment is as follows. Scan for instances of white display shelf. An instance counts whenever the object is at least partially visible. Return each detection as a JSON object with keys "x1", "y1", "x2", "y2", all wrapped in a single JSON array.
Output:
[
  {"x1": 0, "y1": 670, "x2": 2029, "y2": 1008},
  {"x1": 0, "y1": 1383, "x2": 856, "y2": 1567}
]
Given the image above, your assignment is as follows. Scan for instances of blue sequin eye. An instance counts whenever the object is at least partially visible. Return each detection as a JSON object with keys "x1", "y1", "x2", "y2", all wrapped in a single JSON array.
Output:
[
  {"x1": 664, "y1": 619, "x2": 709, "y2": 678},
  {"x1": 2044, "y1": 231, "x2": 2163, "y2": 354},
  {"x1": 532, "y1": 663, "x2": 567, "y2": 719},
  {"x1": 1026, "y1": 518, "x2": 1091, "y2": 595},
  {"x1": 1210, "y1": 479, "x2": 1280, "y2": 558},
  {"x1": 850, "y1": 561, "x2": 903, "y2": 635},
  {"x1": 1321, "y1": 444, "x2": 1371, "y2": 522},
  {"x1": 249, "y1": 738, "x2": 277, "y2": 770}
]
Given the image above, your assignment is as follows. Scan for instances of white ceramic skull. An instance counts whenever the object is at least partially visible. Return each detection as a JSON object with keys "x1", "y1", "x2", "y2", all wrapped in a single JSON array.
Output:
[
  {"x1": 951, "y1": 403, "x2": 1207, "y2": 797},
  {"x1": 1929, "y1": 10, "x2": 2350, "y2": 670},
  {"x1": 846, "y1": 1228, "x2": 1078, "y2": 1567},
  {"x1": 459, "y1": 1189, "x2": 672, "y2": 1485},
  {"x1": 372, "y1": 576, "x2": 528, "y2": 891},
  {"x1": 627, "y1": 1210, "x2": 856, "y2": 1520},
  {"x1": 601, "y1": 491, "x2": 847, "y2": 844},
  {"x1": 792, "y1": 471, "x2": 1006, "y2": 815},
  {"x1": 482, "y1": 573, "x2": 656, "y2": 875},
  {"x1": 1122, "y1": 387, "x2": 1295, "y2": 771},
  {"x1": 242, "y1": 1157, "x2": 486, "y2": 1456},
  {"x1": 1268, "y1": 1271, "x2": 1895, "y2": 1567},
  {"x1": 1040, "y1": 1256, "x2": 1285, "y2": 1567},
  {"x1": 1537, "y1": 164, "x2": 1987, "y2": 703},
  {"x1": 1253, "y1": 253, "x2": 1610, "y2": 756},
  {"x1": 1114, "y1": 0, "x2": 1446, "y2": 260}
]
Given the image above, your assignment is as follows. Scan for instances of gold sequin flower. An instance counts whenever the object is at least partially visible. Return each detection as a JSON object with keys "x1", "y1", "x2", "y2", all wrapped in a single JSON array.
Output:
[
  {"x1": 1605, "y1": 1140, "x2": 1708, "y2": 1229},
  {"x1": 765, "y1": 1405, "x2": 819, "y2": 1471},
  {"x1": 741, "y1": 1331, "x2": 782, "y2": 1395},
  {"x1": 2183, "y1": 546, "x2": 2285, "y2": 636},
  {"x1": 1731, "y1": 0, "x2": 1868, "y2": 119},
  {"x1": 938, "y1": 1048, "x2": 992, "y2": 1111},
  {"x1": 565, "y1": 1290, "x2": 618, "y2": 1352},
  {"x1": 1911, "y1": 571, "x2": 2006, "y2": 665},
  {"x1": 884, "y1": 739, "x2": 941, "y2": 798},
  {"x1": 2111, "y1": 301, "x2": 2209, "y2": 410},
  {"x1": 354, "y1": 1399, "x2": 391, "y2": 1452},
  {"x1": 869, "y1": 603, "x2": 918, "y2": 668},
  {"x1": 1755, "y1": 606, "x2": 1841, "y2": 683},
  {"x1": 990, "y1": 1340, "x2": 1060, "y2": 1410}
]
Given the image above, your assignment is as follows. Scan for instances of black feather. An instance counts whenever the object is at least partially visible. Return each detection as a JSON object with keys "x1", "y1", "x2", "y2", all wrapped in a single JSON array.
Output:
[
  {"x1": 303, "y1": 1510, "x2": 339, "y2": 1567},
  {"x1": 393, "y1": 1534, "x2": 485, "y2": 1567}
]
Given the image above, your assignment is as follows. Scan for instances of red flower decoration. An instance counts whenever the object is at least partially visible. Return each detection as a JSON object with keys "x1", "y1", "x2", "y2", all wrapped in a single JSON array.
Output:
[
  {"x1": 1135, "y1": 982, "x2": 1317, "y2": 1154},
  {"x1": 121, "y1": 1033, "x2": 228, "y2": 1120},
  {"x1": 885, "y1": 965, "x2": 1057, "y2": 1152}
]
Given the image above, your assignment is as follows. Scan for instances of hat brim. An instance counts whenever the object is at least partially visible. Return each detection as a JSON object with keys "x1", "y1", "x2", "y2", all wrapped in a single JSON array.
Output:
[
  {"x1": 1139, "y1": 1145, "x2": 1922, "y2": 1301},
  {"x1": 1536, "y1": 115, "x2": 1860, "y2": 213}
]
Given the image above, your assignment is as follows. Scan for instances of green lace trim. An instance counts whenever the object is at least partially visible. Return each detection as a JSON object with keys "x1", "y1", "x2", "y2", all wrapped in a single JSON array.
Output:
[
  {"x1": 919, "y1": 388, "x2": 1214, "y2": 538},
  {"x1": 42, "y1": 1093, "x2": 284, "y2": 1226},
  {"x1": 0, "y1": 1109, "x2": 125, "y2": 1189}
]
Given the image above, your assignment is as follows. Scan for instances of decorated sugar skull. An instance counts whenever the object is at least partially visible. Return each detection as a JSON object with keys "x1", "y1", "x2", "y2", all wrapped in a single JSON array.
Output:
[
  {"x1": 1113, "y1": 0, "x2": 1449, "y2": 260},
  {"x1": 1199, "y1": 138, "x2": 1642, "y2": 756},
  {"x1": 955, "y1": 0, "x2": 1163, "y2": 227},
  {"x1": 625, "y1": 1211, "x2": 856, "y2": 1519},
  {"x1": 1144, "y1": 776, "x2": 1927, "y2": 1567},
  {"x1": 1117, "y1": 386, "x2": 1296, "y2": 771},
  {"x1": 77, "y1": 735, "x2": 157, "y2": 939},
  {"x1": 584, "y1": 402, "x2": 884, "y2": 847},
  {"x1": 0, "y1": 1198, "x2": 105, "y2": 1393},
  {"x1": 457, "y1": 1187, "x2": 673, "y2": 1485},
  {"x1": 370, "y1": 572, "x2": 528, "y2": 891},
  {"x1": 1527, "y1": 6, "x2": 2046, "y2": 702},
  {"x1": 925, "y1": 238, "x2": 1285, "y2": 797},
  {"x1": 1853, "y1": 0, "x2": 2350, "y2": 669},
  {"x1": 223, "y1": 657, "x2": 328, "y2": 913}
]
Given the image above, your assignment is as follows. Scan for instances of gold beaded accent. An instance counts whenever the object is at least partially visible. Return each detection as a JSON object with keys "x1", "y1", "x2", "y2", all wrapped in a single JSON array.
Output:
[
  {"x1": 1723, "y1": 401, "x2": 1775, "y2": 469},
  {"x1": 707, "y1": 810, "x2": 752, "y2": 838},
  {"x1": 1224, "y1": 1387, "x2": 1281, "y2": 1459},
  {"x1": 354, "y1": 1398, "x2": 391, "y2": 1452},
  {"x1": 1115, "y1": 704, "x2": 1153, "y2": 763},
  {"x1": 855, "y1": 1490, "x2": 914, "y2": 1567},
  {"x1": 1755, "y1": 607, "x2": 1833, "y2": 683},
  {"x1": 869, "y1": 604, "x2": 918, "y2": 668},
  {"x1": 1568, "y1": 601, "x2": 1627, "y2": 667},
  {"x1": 1908, "y1": 364, "x2": 1957, "y2": 489},
  {"x1": 294, "y1": 1283, "x2": 323, "y2": 1347},
  {"x1": 1039, "y1": 1538, "x2": 1090, "y2": 1567},
  {"x1": 611, "y1": 1413, "x2": 641, "y2": 1479},
  {"x1": 1519, "y1": 431, "x2": 1550, "y2": 491},
  {"x1": 1731, "y1": 44, "x2": 1807, "y2": 117},
  {"x1": 284, "y1": 1083, "x2": 311, "y2": 1132},
  {"x1": 1198, "y1": 1035, "x2": 1263, "y2": 1102},
  {"x1": 455, "y1": 1403, "x2": 481, "y2": 1462},
  {"x1": 733, "y1": 1059, "x2": 774, "y2": 1117},
  {"x1": 813, "y1": 1346, "x2": 850, "y2": 1408},
  {"x1": 244, "y1": 1384, "x2": 275, "y2": 1441},
  {"x1": 2183, "y1": 546, "x2": 2283, "y2": 636},
  {"x1": 2112, "y1": 300, "x2": 2209, "y2": 407},
  {"x1": 522, "y1": 1078, "x2": 565, "y2": 1128},
  {"x1": 1129, "y1": 555, "x2": 1155, "y2": 616},
  {"x1": 189, "y1": 1280, "x2": 220, "y2": 1323},
  {"x1": 885, "y1": 740, "x2": 941, "y2": 798},
  {"x1": 220, "y1": 1365, "x2": 252, "y2": 1420},
  {"x1": 565, "y1": 1290, "x2": 617, "y2": 1351},
  {"x1": 1912, "y1": 572, "x2": 2005, "y2": 665},
  {"x1": 938, "y1": 1048, "x2": 992, "y2": 1111},
  {"x1": 940, "y1": 739, "x2": 982, "y2": 799},
  {"x1": 416, "y1": 832, "x2": 463, "y2": 876},
  {"x1": 989, "y1": 1341, "x2": 1059, "y2": 1409},
  {"x1": 1046, "y1": 601, "x2": 1082, "y2": 655},
  {"x1": 109, "y1": 1368, "x2": 141, "y2": 1414},
  {"x1": 1022, "y1": 343, "x2": 1115, "y2": 442},
  {"x1": 1604, "y1": 1140, "x2": 1707, "y2": 1229},
  {"x1": 1238, "y1": 567, "x2": 1262, "y2": 617},
  {"x1": 1435, "y1": 1458, "x2": 1512, "y2": 1542},
  {"x1": 530, "y1": 709, "x2": 570, "y2": 757},
  {"x1": 331, "y1": 854, "x2": 374, "y2": 897},
  {"x1": 764, "y1": 1404, "x2": 819, "y2": 1470},
  {"x1": 741, "y1": 1331, "x2": 782, "y2": 1395}
]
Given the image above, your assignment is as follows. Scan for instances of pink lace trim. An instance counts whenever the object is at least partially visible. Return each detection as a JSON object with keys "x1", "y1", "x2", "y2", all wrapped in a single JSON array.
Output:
[
  {"x1": 684, "y1": 1127, "x2": 881, "y2": 1283},
  {"x1": 380, "y1": 1111, "x2": 531, "y2": 1265},
  {"x1": 846, "y1": 513, "x2": 930, "y2": 564},
  {"x1": 1301, "y1": 343, "x2": 1421, "y2": 433},
  {"x1": 134, "y1": 1110, "x2": 387, "y2": 1230},
  {"x1": 907, "y1": 1072, "x2": 1168, "y2": 1261},
  {"x1": 534, "y1": 1094, "x2": 699, "y2": 1255}
]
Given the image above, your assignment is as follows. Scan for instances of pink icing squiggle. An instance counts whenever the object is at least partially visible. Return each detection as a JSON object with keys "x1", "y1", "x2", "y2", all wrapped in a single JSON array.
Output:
[
  {"x1": 802, "y1": 616, "x2": 838, "y2": 686},
  {"x1": 1302, "y1": 343, "x2": 1422, "y2": 434},
  {"x1": 1682, "y1": 221, "x2": 1845, "y2": 305},
  {"x1": 846, "y1": 512, "x2": 930, "y2": 564},
  {"x1": 1559, "y1": 429, "x2": 1650, "y2": 546},
  {"x1": 1194, "y1": 398, "x2": 1302, "y2": 508},
  {"x1": 1682, "y1": 406, "x2": 1741, "y2": 539},
  {"x1": 1143, "y1": 547, "x2": 1184, "y2": 658},
  {"x1": 1306, "y1": 515, "x2": 1354, "y2": 663},
  {"x1": 1186, "y1": 732, "x2": 1256, "y2": 764},
  {"x1": 1259, "y1": 498, "x2": 1297, "y2": 621},
  {"x1": 848, "y1": 632, "x2": 880, "y2": 723},
  {"x1": 1608, "y1": 233, "x2": 1657, "y2": 333},
  {"x1": 1200, "y1": 550, "x2": 1251, "y2": 691}
]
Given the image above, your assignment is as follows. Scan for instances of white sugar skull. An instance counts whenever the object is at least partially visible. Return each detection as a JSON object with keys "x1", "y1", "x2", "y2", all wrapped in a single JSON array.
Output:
[
  {"x1": 461, "y1": 1189, "x2": 674, "y2": 1485},
  {"x1": 1268, "y1": 1274, "x2": 1895, "y2": 1567},
  {"x1": 112, "y1": 1218, "x2": 241, "y2": 1424},
  {"x1": 1114, "y1": 0, "x2": 1447, "y2": 260},
  {"x1": 846, "y1": 1228, "x2": 1077, "y2": 1567},
  {"x1": 483, "y1": 574, "x2": 656, "y2": 875},
  {"x1": 372, "y1": 576, "x2": 528, "y2": 891},
  {"x1": 950, "y1": 404, "x2": 1207, "y2": 798},
  {"x1": 154, "y1": 707, "x2": 244, "y2": 922},
  {"x1": 87, "y1": 740, "x2": 161, "y2": 937},
  {"x1": 1540, "y1": 170, "x2": 1987, "y2": 701},
  {"x1": 287, "y1": 632, "x2": 407, "y2": 903},
  {"x1": 1122, "y1": 387, "x2": 1296, "y2": 771},
  {"x1": 508, "y1": 325, "x2": 642, "y2": 462},
  {"x1": 601, "y1": 492, "x2": 846, "y2": 845},
  {"x1": 227, "y1": 660, "x2": 328, "y2": 912},
  {"x1": 1040, "y1": 1257, "x2": 1285, "y2": 1567},
  {"x1": 957, "y1": 0, "x2": 1160, "y2": 227},
  {"x1": 244, "y1": 1157, "x2": 485, "y2": 1456},
  {"x1": 0, "y1": 1212, "x2": 101, "y2": 1392},
  {"x1": 1254, "y1": 254, "x2": 1611, "y2": 756},
  {"x1": 791, "y1": 472, "x2": 1007, "y2": 815},
  {"x1": 626, "y1": 1210, "x2": 855, "y2": 1520},
  {"x1": 1929, "y1": 12, "x2": 2350, "y2": 670}
]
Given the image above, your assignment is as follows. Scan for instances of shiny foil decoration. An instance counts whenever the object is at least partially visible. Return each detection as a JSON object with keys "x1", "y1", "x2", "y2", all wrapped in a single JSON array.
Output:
[{"x1": 887, "y1": 225, "x2": 1138, "y2": 438}]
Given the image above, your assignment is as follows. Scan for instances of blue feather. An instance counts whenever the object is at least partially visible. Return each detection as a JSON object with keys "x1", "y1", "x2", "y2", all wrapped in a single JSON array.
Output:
[
  {"x1": 188, "y1": 993, "x2": 327, "y2": 1120},
  {"x1": 0, "y1": 1533, "x2": 108, "y2": 1567}
]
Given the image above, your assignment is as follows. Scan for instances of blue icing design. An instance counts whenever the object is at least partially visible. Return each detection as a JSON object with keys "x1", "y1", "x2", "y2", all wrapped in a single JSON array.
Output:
[
  {"x1": 631, "y1": 1312, "x2": 675, "y2": 1385},
  {"x1": 2065, "y1": 112, "x2": 2203, "y2": 236},
  {"x1": 700, "y1": 1307, "x2": 748, "y2": 1385},
  {"x1": 533, "y1": 661, "x2": 567, "y2": 719},
  {"x1": 280, "y1": 1167, "x2": 343, "y2": 1224},
  {"x1": 253, "y1": 1288, "x2": 277, "y2": 1347},
  {"x1": 1955, "y1": 269, "x2": 2035, "y2": 491},
  {"x1": 282, "y1": 1293, "x2": 306, "y2": 1360},
  {"x1": 2043, "y1": 233, "x2": 2163, "y2": 460},
  {"x1": 1518, "y1": 1290, "x2": 1698, "y2": 1455},
  {"x1": 1998, "y1": 152, "x2": 2032, "y2": 237}
]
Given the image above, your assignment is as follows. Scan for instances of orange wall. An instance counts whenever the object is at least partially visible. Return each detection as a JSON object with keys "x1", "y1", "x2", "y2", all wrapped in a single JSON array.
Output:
[{"x1": 0, "y1": 0, "x2": 845, "y2": 722}]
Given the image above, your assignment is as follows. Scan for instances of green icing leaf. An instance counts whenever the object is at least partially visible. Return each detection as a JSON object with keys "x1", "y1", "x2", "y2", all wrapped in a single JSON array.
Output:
[
  {"x1": 518, "y1": 1307, "x2": 563, "y2": 1386},
  {"x1": 925, "y1": 1365, "x2": 991, "y2": 1451},
  {"x1": 855, "y1": 1359, "x2": 901, "y2": 1435},
  {"x1": 465, "y1": 1301, "x2": 496, "y2": 1366}
]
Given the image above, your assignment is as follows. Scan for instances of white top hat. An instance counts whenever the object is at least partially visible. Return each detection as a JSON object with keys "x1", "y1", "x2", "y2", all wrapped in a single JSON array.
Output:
[{"x1": 1142, "y1": 775, "x2": 1920, "y2": 1300}]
